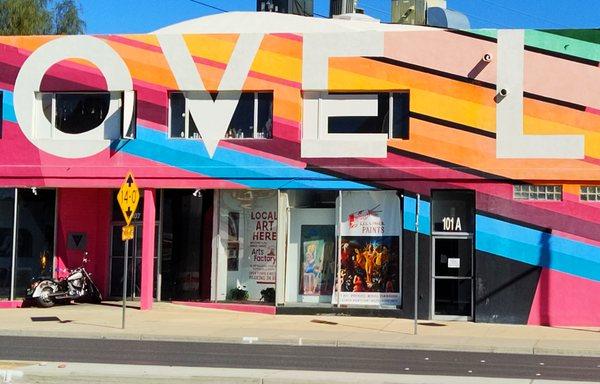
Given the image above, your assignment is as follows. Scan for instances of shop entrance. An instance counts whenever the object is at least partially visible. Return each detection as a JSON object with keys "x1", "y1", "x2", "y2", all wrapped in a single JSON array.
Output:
[
  {"x1": 285, "y1": 208, "x2": 336, "y2": 304},
  {"x1": 430, "y1": 189, "x2": 475, "y2": 321},
  {"x1": 432, "y1": 236, "x2": 473, "y2": 320}
]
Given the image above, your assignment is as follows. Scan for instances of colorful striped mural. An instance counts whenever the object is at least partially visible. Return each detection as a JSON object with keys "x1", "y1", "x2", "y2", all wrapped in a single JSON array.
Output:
[{"x1": 0, "y1": 17, "x2": 598, "y2": 325}]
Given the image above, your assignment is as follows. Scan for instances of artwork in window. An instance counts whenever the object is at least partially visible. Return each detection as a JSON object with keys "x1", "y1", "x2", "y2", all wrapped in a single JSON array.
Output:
[{"x1": 169, "y1": 92, "x2": 273, "y2": 140}]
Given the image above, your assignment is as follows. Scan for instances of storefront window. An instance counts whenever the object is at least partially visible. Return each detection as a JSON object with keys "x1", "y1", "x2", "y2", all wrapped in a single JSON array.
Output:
[
  {"x1": 283, "y1": 190, "x2": 402, "y2": 308},
  {"x1": 218, "y1": 190, "x2": 277, "y2": 302},
  {"x1": 0, "y1": 189, "x2": 15, "y2": 300},
  {"x1": 335, "y1": 191, "x2": 402, "y2": 307},
  {"x1": 14, "y1": 189, "x2": 56, "y2": 298},
  {"x1": 284, "y1": 190, "x2": 337, "y2": 304}
]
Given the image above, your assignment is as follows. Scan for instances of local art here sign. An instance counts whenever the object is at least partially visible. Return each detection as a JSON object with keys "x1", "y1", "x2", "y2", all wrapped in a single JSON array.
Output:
[
  {"x1": 334, "y1": 191, "x2": 401, "y2": 306},
  {"x1": 247, "y1": 209, "x2": 277, "y2": 284}
]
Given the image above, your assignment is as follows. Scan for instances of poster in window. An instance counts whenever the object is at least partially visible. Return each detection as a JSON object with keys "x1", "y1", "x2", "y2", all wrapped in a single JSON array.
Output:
[
  {"x1": 300, "y1": 239, "x2": 325, "y2": 295},
  {"x1": 334, "y1": 191, "x2": 401, "y2": 306},
  {"x1": 246, "y1": 208, "x2": 277, "y2": 285}
]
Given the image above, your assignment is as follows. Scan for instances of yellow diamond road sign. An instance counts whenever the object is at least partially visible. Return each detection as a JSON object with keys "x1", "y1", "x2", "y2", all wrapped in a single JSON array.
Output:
[{"x1": 117, "y1": 171, "x2": 139, "y2": 225}]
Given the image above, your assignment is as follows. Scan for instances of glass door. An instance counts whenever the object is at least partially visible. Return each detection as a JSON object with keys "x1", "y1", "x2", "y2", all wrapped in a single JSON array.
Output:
[
  {"x1": 109, "y1": 223, "x2": 158, "y2": 299},
  {"x1": 432, "y1": 236, "x2": 473, "y2": 320},
  {"x1": 285, "y1": 208, "x2": 336, "y2": 304}
]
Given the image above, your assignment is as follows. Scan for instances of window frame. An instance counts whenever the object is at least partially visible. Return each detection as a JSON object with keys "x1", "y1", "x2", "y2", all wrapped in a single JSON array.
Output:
[
  {"x1": 513, "y1": 184, "x2": 563, "y2": 201},
  {"x1": 318, "y1": 91, "x2": 409, "y2": 139},
  {"x1": 34, "y1": 91, "x2": 132, "y2": 140},
  {"x1": 580, "y1": 185, "x2": 600, "y2": 202},
  {"x1": 168, "y1": 91, "x2": 273, "y2": 140}
]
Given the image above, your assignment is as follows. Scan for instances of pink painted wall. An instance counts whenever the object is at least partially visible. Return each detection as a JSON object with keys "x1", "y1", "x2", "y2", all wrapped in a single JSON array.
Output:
[
  {"x1": 55, "y1": 189, "x2": 112, "y2": 296},
  {"x1": 528, "y1": 268, "x2": 600, "y2": 327}
]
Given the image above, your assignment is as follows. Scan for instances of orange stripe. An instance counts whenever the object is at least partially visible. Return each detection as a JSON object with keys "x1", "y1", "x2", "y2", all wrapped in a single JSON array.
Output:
[{"x1": 390, "y1": 119, "x2": 600, "y2": 180}]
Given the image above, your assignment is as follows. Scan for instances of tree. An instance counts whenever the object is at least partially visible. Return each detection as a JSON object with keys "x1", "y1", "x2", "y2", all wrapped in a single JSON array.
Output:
[{"x1": 0, "y1": 0, "x2": 85, "y2": 35}]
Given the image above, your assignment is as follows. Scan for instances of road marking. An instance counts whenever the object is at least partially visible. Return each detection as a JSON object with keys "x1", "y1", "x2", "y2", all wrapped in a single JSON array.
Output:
[{"x1": 242, "y1": 337, "x2": 258, "y2": 344}]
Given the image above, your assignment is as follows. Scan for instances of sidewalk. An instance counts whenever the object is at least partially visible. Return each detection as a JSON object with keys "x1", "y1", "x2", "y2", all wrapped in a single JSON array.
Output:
[
  {"x1": 3, "y1": 362, "x2": 600, "y2": 384},
  {"x1": 0, "y1": 302, "x2": 599, "y2": 357}
]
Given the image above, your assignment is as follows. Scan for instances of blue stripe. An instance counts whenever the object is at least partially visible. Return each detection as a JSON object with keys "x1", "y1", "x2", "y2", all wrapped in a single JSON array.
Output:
[
  {"x1": 403, "y1": 196, "x2": 430, "y2": 235},
  {"x1": 122, "y1": 126, "x2": 374, "y2": 190},
  {"x1": 2, "y1": 90, "x2": 16, "y2": 123},
  {"x1": 476, "y1": 214, "x2": 600, "y2": 282}
]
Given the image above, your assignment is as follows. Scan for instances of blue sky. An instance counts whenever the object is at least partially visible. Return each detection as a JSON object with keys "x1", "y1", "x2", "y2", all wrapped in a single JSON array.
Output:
[{"x1": 80, "y1": 0, "x2": 600, "y2": 34}]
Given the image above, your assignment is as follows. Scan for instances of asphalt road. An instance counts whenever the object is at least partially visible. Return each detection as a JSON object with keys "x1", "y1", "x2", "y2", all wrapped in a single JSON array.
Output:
[{"x1": 0, "y1": 336, "x2": 599, "y2": 382}]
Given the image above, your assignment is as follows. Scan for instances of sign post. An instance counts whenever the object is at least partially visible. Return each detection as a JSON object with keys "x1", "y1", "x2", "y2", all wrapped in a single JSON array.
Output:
[{"x1": 116, "y1": 171, "x2": 139, "y2": 329}]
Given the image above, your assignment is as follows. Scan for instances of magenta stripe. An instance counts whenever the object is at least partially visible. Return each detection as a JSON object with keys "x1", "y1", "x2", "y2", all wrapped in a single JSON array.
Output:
[
  {"x1": 271, "y1": 33, "x2": 303, "y2": 42},
  {"x1": 248, "y1": 70, "x2": 301, "y2": 88},
  {"x1": 102, "y1": 35, "x2": 163, "y2": 53}
]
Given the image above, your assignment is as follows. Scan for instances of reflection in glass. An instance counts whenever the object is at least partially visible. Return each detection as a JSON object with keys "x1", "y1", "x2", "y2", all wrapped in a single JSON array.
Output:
[
  {"x1": 169, "y1": 92, "x2": 186, "y2": 138},
  {"x1": 434, "y1": 278, "x2": 472, "y2": 316},
  {"x1": 55, "y1": 93, "x2": 110, "y2": 134},
  {"x1": 14, "y1": 189, "x2": 55, "y2": 298},
  {"x1": 0, "y1": 189, "x2": 15, "y2": 300},
  {"x1": 434, "y1": 238, "x2": 472, "y2": 277},
  {"x1": 257, "y1": 92, "x2": 273, "y2": 139}
]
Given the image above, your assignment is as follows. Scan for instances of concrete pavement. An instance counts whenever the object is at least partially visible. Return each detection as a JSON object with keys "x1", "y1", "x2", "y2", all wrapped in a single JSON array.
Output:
[
  {"x1": 2, "y1": 362, "x2": 600, "y2": 384},
  {"x1": 0, "y1": 302, "x2": 599, "y2": 357}
]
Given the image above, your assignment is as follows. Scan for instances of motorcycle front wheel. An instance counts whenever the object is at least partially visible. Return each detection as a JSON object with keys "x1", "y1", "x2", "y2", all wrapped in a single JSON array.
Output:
[{"x1": 37, "y1": 286, "x2": 55, "y2": 308}]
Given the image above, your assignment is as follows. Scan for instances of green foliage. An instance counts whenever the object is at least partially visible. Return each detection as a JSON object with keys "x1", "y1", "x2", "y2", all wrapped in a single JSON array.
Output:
[
  {"x1": 228, "y1": 287, "x2": 249, "y2": 301},
  {"x1": 260, "y1": 287, "x2": 276, "y2": 303},
  {"x1": 0, "y1": 0, "x2": 84, "y2": 35}
]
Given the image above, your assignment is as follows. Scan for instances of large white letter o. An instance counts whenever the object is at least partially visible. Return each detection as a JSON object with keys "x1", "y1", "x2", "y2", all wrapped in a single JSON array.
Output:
[{"x1": 14, "y1": 35, "x2": 133, "y2": 158}]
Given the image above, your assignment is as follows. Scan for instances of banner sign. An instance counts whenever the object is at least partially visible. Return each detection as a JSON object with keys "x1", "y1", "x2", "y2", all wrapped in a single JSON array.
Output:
[
  {"x1": 247, "y1": 209, "x2": 277, "y2": 284},
  {"x1": 335, "y1": 191, "x2": 401, "y2": 306}
]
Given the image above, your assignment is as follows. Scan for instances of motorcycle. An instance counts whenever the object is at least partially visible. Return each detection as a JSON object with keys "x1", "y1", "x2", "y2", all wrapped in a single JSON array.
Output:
[{"x1": 27, "y1": 255, "x2": 102, "y2": 308}]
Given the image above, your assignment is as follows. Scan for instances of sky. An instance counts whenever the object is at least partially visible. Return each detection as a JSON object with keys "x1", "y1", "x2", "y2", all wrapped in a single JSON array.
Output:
[{"x1": 79, "y1": 0, "x2": 600, "y2": 34}]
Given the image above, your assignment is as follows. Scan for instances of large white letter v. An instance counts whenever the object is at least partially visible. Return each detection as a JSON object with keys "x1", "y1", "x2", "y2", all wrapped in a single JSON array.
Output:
[{"x1": 158, "y1": 34, "x2": 263, "y2": 157}]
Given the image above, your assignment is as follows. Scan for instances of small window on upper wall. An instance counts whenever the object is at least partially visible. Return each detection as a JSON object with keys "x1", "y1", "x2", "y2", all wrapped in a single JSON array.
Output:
[
  {"x1": 513, "y1": 185, "x2": 562, "y2": 201},
  {"x1": 34, "y1": 91, "x2": 134, "y2": 139},
  {"x1": 327, "y1": 92, "x2": 409, "y2": 139},
  {"x1": 168, "y1": 91, "x2": 273, "y2": 139},
  {"x1": 580, "y1": 186, "x2": 600, "y2": 202}
]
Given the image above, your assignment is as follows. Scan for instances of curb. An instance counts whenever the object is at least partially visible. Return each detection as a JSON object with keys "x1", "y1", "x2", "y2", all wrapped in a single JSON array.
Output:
[{"x1": 1, "y1": 329, "x2": 599, "y2": 357}]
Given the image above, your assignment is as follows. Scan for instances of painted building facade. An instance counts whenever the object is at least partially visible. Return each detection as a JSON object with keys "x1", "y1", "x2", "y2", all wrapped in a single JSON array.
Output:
[{"x1": 0, "y1": 12, "x2": 598, "y2": 326}]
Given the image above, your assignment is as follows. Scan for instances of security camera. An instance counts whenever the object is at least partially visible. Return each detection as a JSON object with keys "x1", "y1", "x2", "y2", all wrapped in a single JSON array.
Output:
[
  {"x1": 31, "y1": 187, "x2": 38, "y2": 196},
  {"x1": 483, "y1": 53, "x2": 493, "y2": 62},
  {"x1": 499, "y1": 88, "x2": 508, "y2": 97},
  {"x1": 192, "y1": 189, "x2": 202, "y2": 198}
]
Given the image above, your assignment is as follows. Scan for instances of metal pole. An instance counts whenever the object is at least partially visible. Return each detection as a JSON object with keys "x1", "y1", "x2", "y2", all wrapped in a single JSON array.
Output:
[
  {"x1": 335, "y1": 191, "x2": 343, "y2": 307},
  {"x1": 413, "y1": 194, "x2": 420, "y2": 335},
  {"x1": 122, "y1": 238, "x2": 129, "y2": 329},
  {"x1": 10, "y1": 188, "x2": 18, "y2": 301}
]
